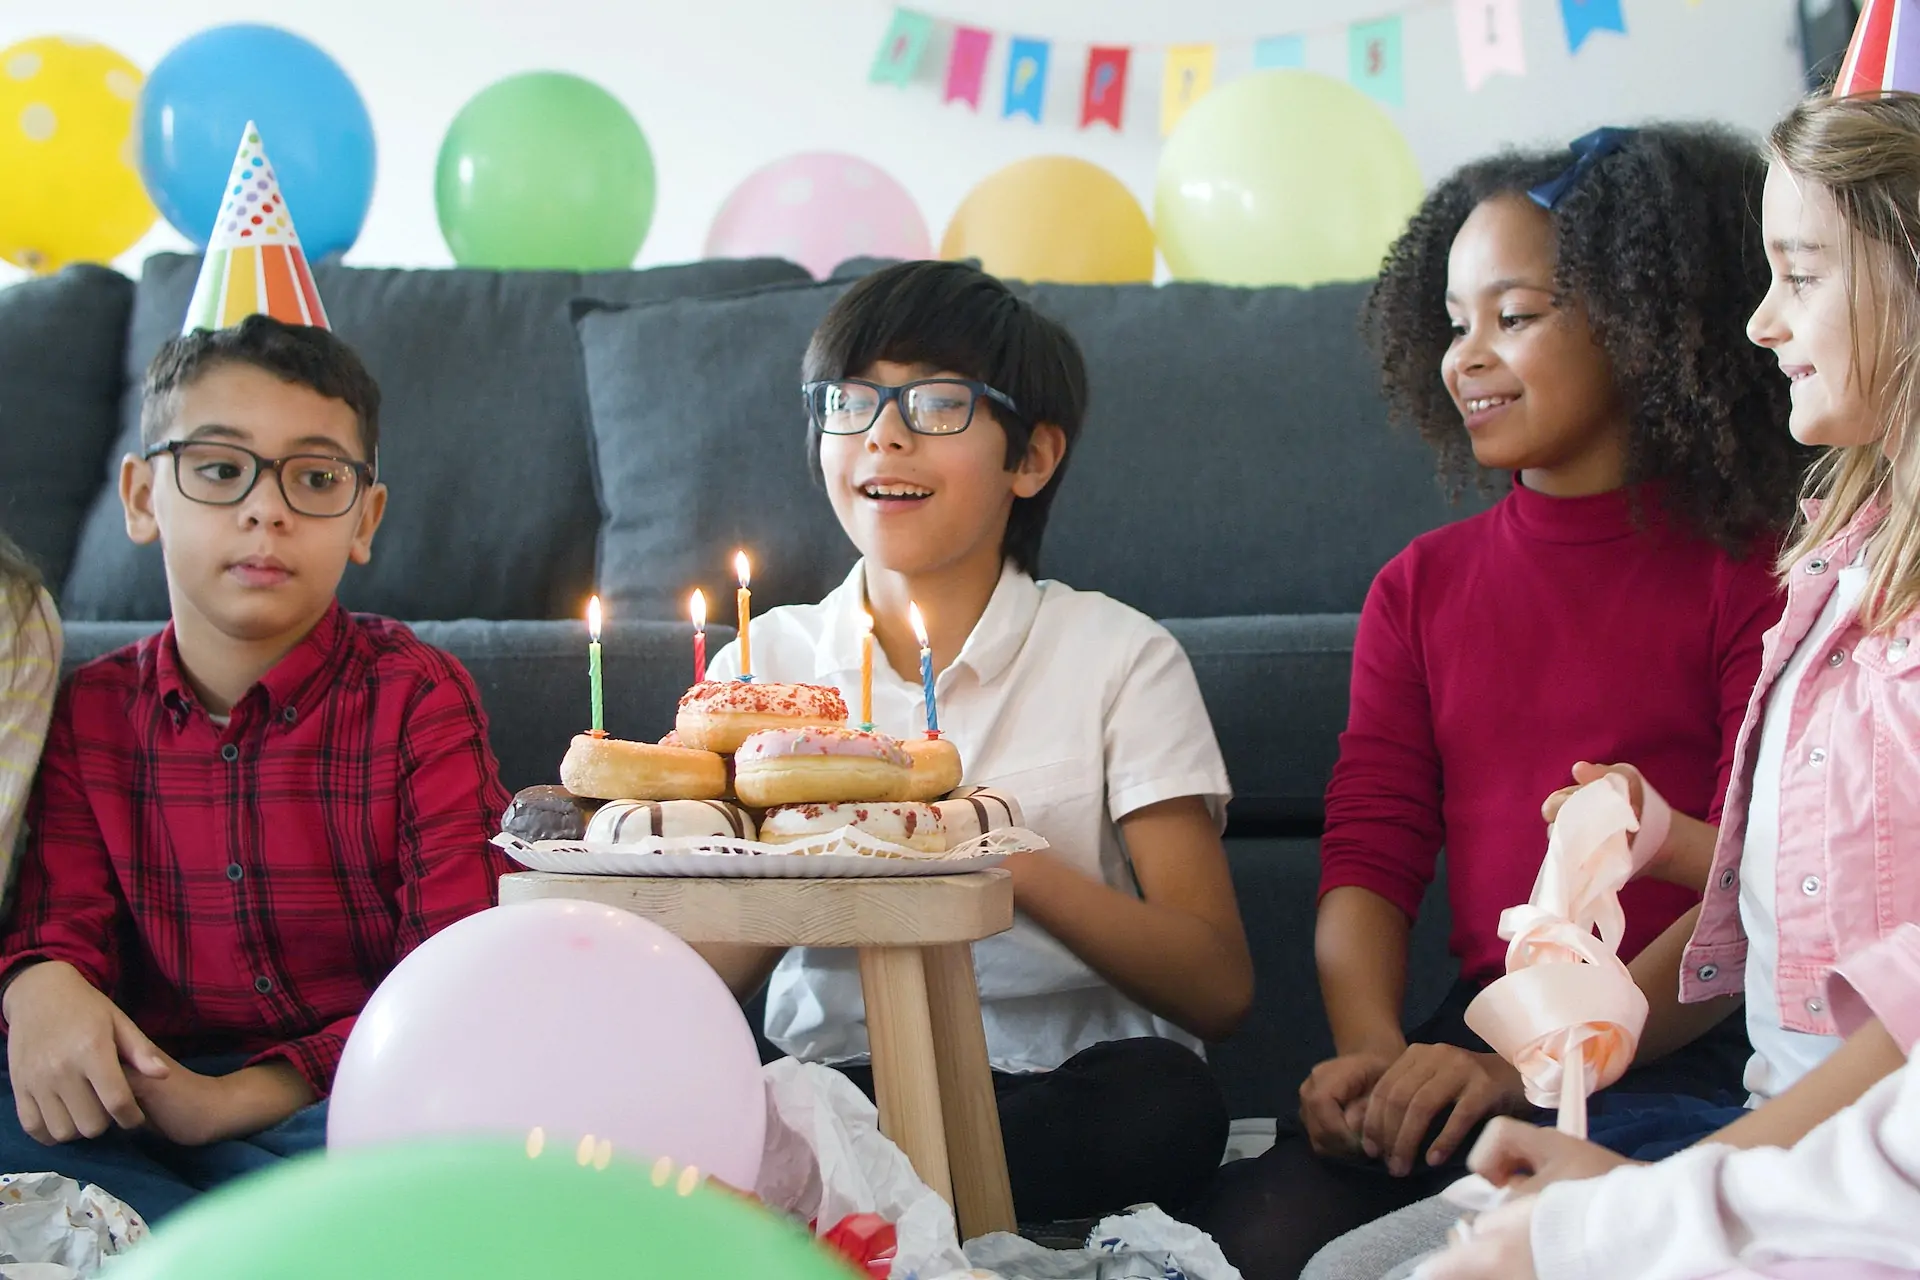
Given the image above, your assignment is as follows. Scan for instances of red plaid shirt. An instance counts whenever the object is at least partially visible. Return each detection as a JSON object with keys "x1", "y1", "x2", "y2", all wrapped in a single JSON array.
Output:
[{"x1": 0, "y1": 602, "x2": 512, "y2": 1095}]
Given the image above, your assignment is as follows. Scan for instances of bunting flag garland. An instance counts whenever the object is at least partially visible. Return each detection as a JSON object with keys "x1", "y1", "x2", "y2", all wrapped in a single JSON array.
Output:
[
  {"x1": 1349, "y1": 17, "x2": 1406, "y2": 106},
  {"x1": 1160, "y1": 44, "x2": 1216, "y2": 134},
  {"x1": 1456, "y1": 0, "x2": 1527, "y2": 90},
  {"x1": 1559, "y1": 0, "x2": 1628, "y2": 53},
  {"x1": 1082, "y1": 47, "x2": 1130, "y2": 129},
  {"x1": 869, "y1": 8, "x2": 934, "y2": 84},
  {"x1": 944, "y1": 26, "x2": 992, "y2": 107},
  {"x1": 1253, "y1": 34, "x2": 1306, "y2": 68},
  {"x1": 1003, "y1": 37, "x2": 1049, "y2": 121}
]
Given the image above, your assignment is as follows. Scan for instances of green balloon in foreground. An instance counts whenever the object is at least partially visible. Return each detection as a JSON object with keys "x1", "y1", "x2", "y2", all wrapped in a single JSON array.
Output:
[
  {"x1": 436, "y1": 70, "x2": 656, "y2": 270},
  {"x1": 110, "y1": 1138, "x2": 854, "y2": 1279}
]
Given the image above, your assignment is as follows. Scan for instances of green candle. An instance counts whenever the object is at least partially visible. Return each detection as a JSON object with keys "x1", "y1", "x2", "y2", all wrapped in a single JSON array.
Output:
[{"x1": 587, "y1": 595, "x2": 605, "y2": 733}]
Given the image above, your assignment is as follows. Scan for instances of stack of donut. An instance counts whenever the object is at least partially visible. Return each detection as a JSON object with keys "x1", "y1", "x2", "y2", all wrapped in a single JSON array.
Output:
[{"x1": 499, "y1": 678, "x2": 1021, "y2": 857}]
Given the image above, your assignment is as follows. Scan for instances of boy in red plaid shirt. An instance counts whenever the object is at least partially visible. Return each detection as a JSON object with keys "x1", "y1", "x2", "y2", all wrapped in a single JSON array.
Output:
[{"x1": 0, "y1": 315, "x2": 511, "y2": 1221}]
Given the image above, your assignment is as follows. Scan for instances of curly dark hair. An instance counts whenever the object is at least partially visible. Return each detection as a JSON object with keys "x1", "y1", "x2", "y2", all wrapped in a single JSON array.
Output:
[{"x1": 1362, "y1": 122, "x2": 1809, "y2": 551}]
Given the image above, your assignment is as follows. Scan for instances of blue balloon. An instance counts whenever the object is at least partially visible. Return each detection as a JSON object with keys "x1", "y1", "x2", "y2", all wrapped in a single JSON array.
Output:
[{"x1": 139, "y1": 24, "x2": 375, "y2": 259}]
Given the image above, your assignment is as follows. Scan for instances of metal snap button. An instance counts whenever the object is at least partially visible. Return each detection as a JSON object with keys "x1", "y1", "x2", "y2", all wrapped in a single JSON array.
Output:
[
  {"x1": 1828, "y1": 649, "x2": 1846, "y2": 667},
  {"x1": 1698, "y1": 964, "x2": 1720, "y2": 982},
  {"x1": 282, "y1": 705, "x2": 298, "y2": 725},
  {"x1": 1892, "y1": 638, "x2": 1911, "y2": 659},
  {"x1": 1802, "y1": 875, "x2": 1821, "y2": 896},
  {"x1": 220, "y1": 743, "x2": 239, "y2": 763},
  {"x1": 1719, "y1": 868, "x2": 1737, "y2": 890},
  {"x1": 226, "y1": 863, "x2": 243, "y2": 882},
  {"x1": 1809, "y1": 747, "x2": 1828, "y2": 765},
  {"x1": 1807, "y1": 559, "x2": 1829, "y2": 574},
  {"x1": 1807, "y1": 996, "x2": 1826, "y2": 1015},
  {"x1": 254, "y1": 975, "x2": 273, "y2": 995}
]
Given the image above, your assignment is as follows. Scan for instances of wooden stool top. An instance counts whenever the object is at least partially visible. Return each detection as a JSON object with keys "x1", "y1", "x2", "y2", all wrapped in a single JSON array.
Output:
[{"x1": 499, "y1": 869, "x2": 1013, "y2": 948}]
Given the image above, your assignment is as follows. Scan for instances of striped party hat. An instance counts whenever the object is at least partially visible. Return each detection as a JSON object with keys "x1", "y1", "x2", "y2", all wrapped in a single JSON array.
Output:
[
  {"x1": 181, "y1": 122, "x2": 329, "y2": 334},
  {"x1": 1834, "y1": 0, "x2": 1920, "y2": 97}
]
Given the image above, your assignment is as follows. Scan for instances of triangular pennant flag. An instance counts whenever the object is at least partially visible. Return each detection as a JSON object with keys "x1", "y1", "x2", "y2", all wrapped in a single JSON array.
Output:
[
  {"x1": 182, "y1": 122, "x2": 327, "y2": 334},
  {"x1": 1456, "y1": 0, "x2": 1526, "y2": 91},
  {"x1": 1253, "y1": 34, "x2": 1306, "y2": 69},
  {"x1": 1003, "y1": 37, "x2": 1050, "y2": 121},
  {"x1": 1082, "y1": 47, "x2": 1130, "y2": 130},
  {"x1": 869, "y1": 9, "x2": 933, "y2": 86},
  {"x1": 945, "y1": 26, "x2": 992, "y2": 107},
  {"x1": 1349, "y1": 17, "x2": 1405, "y2": 107},
  {"x1": 1834, "y1": 0, "x2": 1920, "y2": 95},
  {"x1": 1559, "y1": 0, "x2": 1626, "y2": 54},
  {"x1": 1161, "y1": 45, "x2": 1215, "y2": 135}
]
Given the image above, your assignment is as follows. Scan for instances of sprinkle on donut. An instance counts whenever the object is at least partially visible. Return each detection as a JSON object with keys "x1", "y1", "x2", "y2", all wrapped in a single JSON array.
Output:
[
  {"x1": 677, "y1": 680, "x2": 847, "y2": 720},
  {"x1": 735, "y1": 726, "x2": 912, "y2": 767}
]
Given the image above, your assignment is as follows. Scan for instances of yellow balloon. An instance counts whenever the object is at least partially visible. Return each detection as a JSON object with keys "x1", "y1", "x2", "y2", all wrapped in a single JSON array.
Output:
[
  {"x1": 0, "y1": 35, "x2": 156, "y2": 273},
  {"x1": 1154, "y1": 70, "x2": 1425, "y2": 287},
  {"x1": 942, "y1": 156, "x2": 1154, "y2": 284}
]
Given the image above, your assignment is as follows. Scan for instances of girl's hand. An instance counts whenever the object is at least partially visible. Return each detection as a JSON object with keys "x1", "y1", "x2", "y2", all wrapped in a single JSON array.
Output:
[
  {"x1": 1411, "y1": 1196, "x2": 1539, "y2": 1280},
  {"x1": 1358, "y1": 1044, "x2": 1531, "y2": 1176},
  {"x1": 1540, "y1": 761, "x2": 1645, "y2": 826},
  {"x1": 1466, "y1": 1115, "x2": 1640, "y2": 1195}
]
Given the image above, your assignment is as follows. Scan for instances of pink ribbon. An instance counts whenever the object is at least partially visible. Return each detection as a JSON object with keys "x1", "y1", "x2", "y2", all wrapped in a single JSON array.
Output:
[{"x1": 1464, "y1": 774, "x2": 1651, "y2": 1138}]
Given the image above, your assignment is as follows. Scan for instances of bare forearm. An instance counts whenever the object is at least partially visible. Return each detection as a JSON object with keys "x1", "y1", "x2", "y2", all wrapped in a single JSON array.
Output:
[
  {"x1": 1627, "y1": 905, "x2": 1742, "y2": 1064},
  {"x1": 1316, "y1": 886, "x2": 1412, "y2": 1057},
  {"x1": 213, "y1": 1063, "x2": 316, "y2": 1142},
  {"x1": 1707, "y1": 1016, "x2": 1903, "y2": 1151},
  {"x1": 1642, "y1": 811, "x2": 1720, "y2": 893},
  {"x1": 1008, "y1": 852, "x2": 1252, "y2": 1042}
]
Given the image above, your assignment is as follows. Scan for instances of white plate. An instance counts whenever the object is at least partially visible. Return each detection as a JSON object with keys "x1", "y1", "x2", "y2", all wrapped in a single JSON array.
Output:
[{"x1": 491, "y1": 827, "x2": 1043, "y2": 879}]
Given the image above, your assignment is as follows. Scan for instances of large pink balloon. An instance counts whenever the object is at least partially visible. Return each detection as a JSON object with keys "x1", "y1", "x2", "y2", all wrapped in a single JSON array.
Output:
[
  {"x1": 706, "y1": 151, "x2": 932, "y2": 280},
  {"x1": 327, "y1": 899, "x2": 765, "y2": 1191}
]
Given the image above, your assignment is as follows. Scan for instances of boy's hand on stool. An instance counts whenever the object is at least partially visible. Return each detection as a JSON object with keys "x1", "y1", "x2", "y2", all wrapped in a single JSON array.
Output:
[
  {"x1": 1298, "y1": 1050, "x2": 1396, "y2": 1159},
  {"x1": 2, "y1": 961, "x2": 169, "y2": 1145},
  {"x1": 132, "y1": 1057, "x2": 315, "y2": 1147},
  {"x1": 1360, "y1": 1044, "x2": 1531, "y2": 1176}
]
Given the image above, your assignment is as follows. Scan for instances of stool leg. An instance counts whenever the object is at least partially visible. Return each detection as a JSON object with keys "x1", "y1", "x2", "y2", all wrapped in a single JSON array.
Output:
[
  {"x1": 857, "y1": 945, "x2": 954, "y2": 1208},
  {"x1": 923, "y1": 941, "x2": 1017, "y2": 1239}
]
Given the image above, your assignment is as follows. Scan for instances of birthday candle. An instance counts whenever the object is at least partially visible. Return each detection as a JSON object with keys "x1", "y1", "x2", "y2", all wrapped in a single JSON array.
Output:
[
  {"x1": 586, "y1": 595, "x2": 604, "y2": 735},
  {"x1": 690, "y1": 589, "x2": 707, "y2": 684},
  {"x1": 908, "y1": 602, "x2": 938, "y2": 735},
  {"x1": 734, "y1": 551, "x2": 753, "y2": 681},
  {"x1": 859, "y1": 611, "x2": 874, "y2": 730}
]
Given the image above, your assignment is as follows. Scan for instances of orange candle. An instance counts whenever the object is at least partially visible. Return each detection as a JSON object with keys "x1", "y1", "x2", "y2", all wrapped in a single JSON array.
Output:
[
  {"x1": 858, "y1": 611, "x2": 874, "y2": 730},
  {"x1": 734, "y1": 551, "x2": 753, "y2": 681}
]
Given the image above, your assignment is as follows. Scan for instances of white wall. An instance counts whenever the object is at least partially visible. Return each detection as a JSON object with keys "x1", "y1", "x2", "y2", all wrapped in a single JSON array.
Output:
[{"x1": 0, "y1": 0, "x2": 1805, "y2": 286}]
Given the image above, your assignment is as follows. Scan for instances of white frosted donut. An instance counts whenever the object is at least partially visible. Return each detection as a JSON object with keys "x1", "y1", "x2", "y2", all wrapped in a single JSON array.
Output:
[
  {"x1": 559, "y1": 733, "x2": 727, "y2": 801},
  {"x1": 931, "y1": 787, "x2": 1024, "y2": 847},
  {"x1": 586, "y1": 799, "x2": 758, "y2": 844},
  {"x1": 675, "y1": 681, "x2": 847, "y2": 754},
  {"x1": 733, "y1": 726, "x2": 913, "y2": 807},
  {"x1": 760, "y1": 802, "x2": 945, "y2": 854},
  {"x1": 901, "y1": 734, "x2": 964, "y2": 802}
]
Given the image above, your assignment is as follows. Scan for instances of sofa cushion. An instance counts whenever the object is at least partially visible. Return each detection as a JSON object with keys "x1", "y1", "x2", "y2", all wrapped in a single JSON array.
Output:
[
  {"x1": 59, "y1": 254, "x2": 810, "y2": 623},
  {"x1": 0, "y1": 265, "x2": 134, "y2": 595}
]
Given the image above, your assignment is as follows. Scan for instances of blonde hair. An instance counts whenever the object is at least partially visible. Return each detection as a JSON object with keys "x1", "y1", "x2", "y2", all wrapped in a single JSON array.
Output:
[{"x1": 1769, "y1": 92, "x2": 1920, "y2": 631}]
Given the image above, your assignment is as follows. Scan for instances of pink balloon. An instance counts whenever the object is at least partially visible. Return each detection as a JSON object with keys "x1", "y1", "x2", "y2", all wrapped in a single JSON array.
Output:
[
  {"x1": 706, "y1": 152, "x2": 932, "y2": 280},
  {"x1": 327, "y1": 899, "x2": 765, "y2": 1191}
]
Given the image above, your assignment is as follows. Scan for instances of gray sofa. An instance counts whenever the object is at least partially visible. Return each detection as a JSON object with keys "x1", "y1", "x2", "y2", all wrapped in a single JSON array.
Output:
[{"x1": 1, "y1": 254, "x2": 1466, "y2": 1121}]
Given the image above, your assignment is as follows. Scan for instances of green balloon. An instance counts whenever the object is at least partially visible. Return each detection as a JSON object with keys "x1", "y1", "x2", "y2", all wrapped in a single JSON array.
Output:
[
  {"x1": 1154, "y1": 69, "x2": 1425, "y2": 287},
  {"x1": 109, "y1": 1139, "x2": 855, "y2": 1279},
  {"x1": 436, "y1": 71, "x2": 656, "y2": 269}
]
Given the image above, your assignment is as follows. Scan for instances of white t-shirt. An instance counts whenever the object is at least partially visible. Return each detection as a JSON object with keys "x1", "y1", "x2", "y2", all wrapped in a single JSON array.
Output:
[
  {"x1": 705, "y1": 560, "x2": 1233, "y2": 1074},
  {"x1": 1739, "y1": 558, "x2": 1867, "y2": 1103}
]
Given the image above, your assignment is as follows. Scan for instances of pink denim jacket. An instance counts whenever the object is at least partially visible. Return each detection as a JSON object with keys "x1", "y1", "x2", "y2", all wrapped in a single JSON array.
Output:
[{"x1": 1681, "y1": 501, "x2": 1920, "y2": 1035}]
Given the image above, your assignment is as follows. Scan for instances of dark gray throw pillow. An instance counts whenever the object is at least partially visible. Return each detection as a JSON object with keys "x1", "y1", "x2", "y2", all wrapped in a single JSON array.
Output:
[
  {"x1": 0, "y1": 265, "x2": 134, "y2": 596},
  {"x1": 59, "y1": 254, "x2": 810, "y2": 623}
]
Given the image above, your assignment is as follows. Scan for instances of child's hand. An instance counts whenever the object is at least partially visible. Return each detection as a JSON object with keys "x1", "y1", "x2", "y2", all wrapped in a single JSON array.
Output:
[
  {"x1": 1541, "y1": 761, "x2": 1645, "y2": 826},
  {"x1": 2, "y1": 961, "x2": 169, "y2": 1144},
  {"x1": 1359, "y1": 1044, "x2": 1530, "y2": 1176},
  {"x1": 1298, "y1": 1050, "x2": 1396, "y2": 1159},
  {"x1": 1465, "y1": 1115, "x2": 1639, "y2": 1195},
  {"x1": 1410, "y1": 1196, "x2": 1539, "y2": 1280},
  {"x1": 132, "y1": 1058, "x2": 314, "y2": 1148}
]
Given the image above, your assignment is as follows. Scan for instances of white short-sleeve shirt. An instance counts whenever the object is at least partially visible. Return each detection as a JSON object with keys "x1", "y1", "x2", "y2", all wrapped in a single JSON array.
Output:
[{"x1": 705, "y1": 560, "x2": 1232, "y2": 1073}]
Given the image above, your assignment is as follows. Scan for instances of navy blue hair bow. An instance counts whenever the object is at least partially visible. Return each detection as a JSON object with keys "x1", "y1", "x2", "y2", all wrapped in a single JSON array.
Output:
[{"x1": 1528, "y1": 126, "x2": 1639, "y2": 210}]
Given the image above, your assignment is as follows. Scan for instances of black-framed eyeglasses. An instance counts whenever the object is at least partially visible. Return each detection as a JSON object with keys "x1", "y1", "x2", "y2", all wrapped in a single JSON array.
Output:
[
  {"x1": 141, "y1": 440, "x2": 374, "y2": 519},
  {"x1": 802, "y1": 378, "x2": 1022, "y2": 437}
]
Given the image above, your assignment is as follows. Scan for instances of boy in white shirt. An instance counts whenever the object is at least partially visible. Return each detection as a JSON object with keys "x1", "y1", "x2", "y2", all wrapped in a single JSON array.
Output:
[{"x1": 703, "y1": 260, "x2": 1254, "y2": 1223}]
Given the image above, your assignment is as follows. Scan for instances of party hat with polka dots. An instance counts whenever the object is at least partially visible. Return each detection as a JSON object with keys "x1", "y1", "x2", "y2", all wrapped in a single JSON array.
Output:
[
  {"x1": 181, "y1": 121, "x2": 329, "y2": 334},
  {"x1": 1834, "y1": 0, "x2": 1920, "y2": 96}
]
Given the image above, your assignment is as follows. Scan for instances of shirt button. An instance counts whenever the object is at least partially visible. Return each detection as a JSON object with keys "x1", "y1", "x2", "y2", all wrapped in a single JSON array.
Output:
[
  {"x1": 1719, "y1": 868, "x2": 1738, "y2": 890},
  {"x1": 1802, "y1": 875, "x2": 1821, "y2": 896},
  {"x1": 254, "y1": 976, "x2": 273, "y2": 995},
  {"x1": 1807, "y1": 996, "x2": 1826, "y2": 1015},
  {"x1": 1892, "y1": 638, "x2": 1912, "y2": 659},
  {"x1": 1809, "y1": 747, "x2": 1828, "y2": 766},
  {"x1": 220, "y1": 742, "x2": 239, "y2": 763},
  {"x1": 1827, "y1": 649, "x2": 1847, "y2": 667},
  {"x1": 1698, "y1": 964, "x2": 1719, "y2": 982},
  {"x1": 282, "y1": 705, "x2": 298, "y2": 725},
  {"x1": 226, "y1": 863, "x2": 243, "y2": 882},
  {"x1": 1807, "y1": 558, "x2": 1829, "y2": 575}
]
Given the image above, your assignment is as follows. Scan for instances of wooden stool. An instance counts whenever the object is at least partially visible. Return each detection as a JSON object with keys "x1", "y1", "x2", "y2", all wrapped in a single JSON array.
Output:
[{"x1": 499, "y1": 869, "x2": 1019, "y2": 1239}]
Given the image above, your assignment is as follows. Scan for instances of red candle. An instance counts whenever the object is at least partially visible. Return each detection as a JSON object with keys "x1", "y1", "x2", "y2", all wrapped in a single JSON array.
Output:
[{"x1": 690, "y1": 589, "x2": 707, "y2": 683}]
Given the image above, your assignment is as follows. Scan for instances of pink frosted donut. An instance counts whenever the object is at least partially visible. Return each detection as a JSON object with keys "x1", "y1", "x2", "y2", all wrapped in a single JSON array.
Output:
[
  {"x1": 733, "y1": 726, "x2": 912, "y2": 807},
  {"x1": 675, "y1": 681, "x2": 848, "y2": 754},
  {"x1": 761, "y1": 801, "x2": 945, "y2": 854}
]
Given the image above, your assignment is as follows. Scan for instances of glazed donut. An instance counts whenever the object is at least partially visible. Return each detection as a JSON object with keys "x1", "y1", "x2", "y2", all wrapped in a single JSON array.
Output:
[
  {"x1": 501, "y1": 785, "x2": 603, "y2": 842},
  {"x1": 586, "y1": 798, "x2": 758, "y2": 844},
  {"x1": 732, "y1": 727, "x2": 912, "y2": 807},
  {"x1": 931, "y1": 786, "x2": 1024, "y2": 847},
  {"x1": 675, "y1": 681, "x2": 847, "y2": 754},
  {"x1": 760, "y1": 801, "x2": 945, "y2": 854},
  {"x1": 558, "y1": 733, "x2": 728, "y2": 801},
  {"x1": 901, "y1": 734, "x2": 964, "y2": 802}
]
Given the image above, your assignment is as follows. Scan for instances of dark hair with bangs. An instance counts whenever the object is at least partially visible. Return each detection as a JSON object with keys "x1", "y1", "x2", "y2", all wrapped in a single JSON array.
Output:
[{"x1": 802, "y1": 260, "x2": 1089, "y2": 575}]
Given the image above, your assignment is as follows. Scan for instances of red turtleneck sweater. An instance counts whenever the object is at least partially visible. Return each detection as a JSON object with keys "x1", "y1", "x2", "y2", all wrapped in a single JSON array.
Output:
[{"x1": 1319, "y1": 481, "x2": 1784, "y2": 986}]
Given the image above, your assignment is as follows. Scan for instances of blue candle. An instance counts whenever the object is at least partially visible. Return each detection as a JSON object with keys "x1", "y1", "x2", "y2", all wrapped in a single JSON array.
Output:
[{"x1": 908, "y1": 602, "x2": 938, "y2": 733}]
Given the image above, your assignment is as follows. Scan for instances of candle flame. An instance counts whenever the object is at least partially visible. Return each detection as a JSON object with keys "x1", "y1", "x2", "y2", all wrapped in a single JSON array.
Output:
[
  {"x1": 587, "y1": 595, "x2": 602, "y2": 641},
  {"x1": 908, "y1": 601, "x2": 929, "y2": 648},
  {"x1": 690, "y1": 589, "x2": 706, "y2": 631},
  {"x1": 734, "y1": 550, "x2": 751, "y2": 588}
]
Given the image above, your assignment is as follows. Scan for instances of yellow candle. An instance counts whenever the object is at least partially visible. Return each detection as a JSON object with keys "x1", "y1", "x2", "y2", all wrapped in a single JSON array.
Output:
[
  {"x1": 858, "y1": 611, "x2": 874, "y2": 730},
  {"x1": 734, "y1": 551, "x2": 753, "y2": 681}
]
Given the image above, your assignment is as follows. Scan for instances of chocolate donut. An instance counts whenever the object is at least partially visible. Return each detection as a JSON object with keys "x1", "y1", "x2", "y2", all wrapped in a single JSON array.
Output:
[{"x1": 501, "y1": 785, "x2": 602, "y2": 842}]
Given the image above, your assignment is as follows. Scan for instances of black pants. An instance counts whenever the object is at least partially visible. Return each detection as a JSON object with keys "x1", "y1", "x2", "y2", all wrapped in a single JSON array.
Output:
[
  {"x1": 837, "y1": 1035, "x2": 1230, "y2": 1225},
  {"x1": 1179, "y1": 980, "x2": 1752, "y2": 1280}
]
